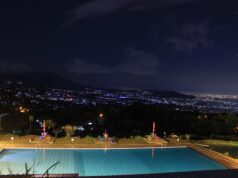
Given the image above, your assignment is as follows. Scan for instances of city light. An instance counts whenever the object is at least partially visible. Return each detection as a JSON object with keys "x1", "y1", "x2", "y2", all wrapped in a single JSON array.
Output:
[
  {"x1": 99, "y1": 113, "x2": 104, "y2": 118},
  {"x1": 19, "y1": 106, "x2": 29, "y2": 113}
]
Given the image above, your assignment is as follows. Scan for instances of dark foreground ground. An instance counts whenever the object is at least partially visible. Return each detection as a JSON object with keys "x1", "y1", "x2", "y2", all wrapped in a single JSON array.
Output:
[{"x1": 1, "y1": 169, "x2": 238, "y2": 178}]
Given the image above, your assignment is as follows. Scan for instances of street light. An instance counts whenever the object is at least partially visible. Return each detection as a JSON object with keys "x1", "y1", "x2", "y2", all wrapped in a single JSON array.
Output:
[
  {"x1": 99, "y1": 113, "x2": 104, "y2": 118},
  {"x1": 10, "y1": 137, "x2": 14, "y2": 142}
]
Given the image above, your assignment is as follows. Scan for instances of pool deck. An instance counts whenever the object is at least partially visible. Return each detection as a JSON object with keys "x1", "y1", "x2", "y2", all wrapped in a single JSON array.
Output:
[
  {"x1": 1, "y1": 142, "x2": 238, "y2": 170},
  {"x1": 186, "y1": 143, "x2": 238, "y2": 169}
]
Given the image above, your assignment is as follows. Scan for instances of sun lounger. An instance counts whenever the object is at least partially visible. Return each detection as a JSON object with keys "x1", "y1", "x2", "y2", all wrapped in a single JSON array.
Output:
[
  {"x1": 95, "y1": 137, "x2": 117, "y2": 145},
  {"x1": 30, "y1": 135, "x2": 55, "y2": 144}
]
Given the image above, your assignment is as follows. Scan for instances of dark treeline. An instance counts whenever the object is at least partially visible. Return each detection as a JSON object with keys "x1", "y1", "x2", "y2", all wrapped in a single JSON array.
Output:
[{"x1": 1, "y1": 103, "x2": 238, "y2": 138}]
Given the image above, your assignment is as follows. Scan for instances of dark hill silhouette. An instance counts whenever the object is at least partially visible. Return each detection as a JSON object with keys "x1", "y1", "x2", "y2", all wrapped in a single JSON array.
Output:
[
  {"x1": 0, "y1": 72, "x2": 195, "y2": 99},
  {"x1": 0, "y1": 72, "x2": 79, "y2": 89},
  {"x1": 147, "y1": 90, "x2": 195, "y2": 99}
]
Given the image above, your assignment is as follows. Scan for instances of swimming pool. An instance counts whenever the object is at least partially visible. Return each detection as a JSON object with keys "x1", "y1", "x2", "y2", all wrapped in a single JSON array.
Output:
[{"x1": 0, "y1": 147, "x2": 226, "y2": 176}]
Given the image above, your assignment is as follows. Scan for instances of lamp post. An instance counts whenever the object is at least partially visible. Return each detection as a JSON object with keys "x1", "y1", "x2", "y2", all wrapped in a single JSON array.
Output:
[{"x1": 10, "y1": 137, "x2": 14, "y2": 142}]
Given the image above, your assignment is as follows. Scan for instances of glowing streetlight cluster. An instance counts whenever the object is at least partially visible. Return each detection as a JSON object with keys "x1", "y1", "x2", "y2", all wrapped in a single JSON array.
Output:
[{"x1": 19, "y1": 106, "x2": 29, "y2": 113}]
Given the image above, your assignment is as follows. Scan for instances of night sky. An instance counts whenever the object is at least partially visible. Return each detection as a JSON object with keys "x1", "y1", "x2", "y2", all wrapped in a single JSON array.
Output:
[{"x1": 0, "y1": 0, "x2": 238, "y2": 94}]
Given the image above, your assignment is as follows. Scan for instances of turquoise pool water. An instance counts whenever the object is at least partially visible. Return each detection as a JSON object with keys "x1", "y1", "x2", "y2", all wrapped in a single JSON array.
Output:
[{"x1": 0, "y1": 147, "x2": 226, "y2": 176}]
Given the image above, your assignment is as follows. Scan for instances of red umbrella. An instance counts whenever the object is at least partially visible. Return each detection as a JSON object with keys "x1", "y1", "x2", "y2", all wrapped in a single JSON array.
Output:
[
  {"x1": 152, "y1": 121, "x2": 155, "y2": 133},
  {"x1": 43, "y1": 120, "x2": 46, "y2": 133}
]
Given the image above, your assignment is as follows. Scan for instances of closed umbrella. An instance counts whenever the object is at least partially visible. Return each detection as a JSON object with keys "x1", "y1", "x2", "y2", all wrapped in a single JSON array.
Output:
[{"x1": 152, "y1": 121, "x2": 155, "y2": 136}]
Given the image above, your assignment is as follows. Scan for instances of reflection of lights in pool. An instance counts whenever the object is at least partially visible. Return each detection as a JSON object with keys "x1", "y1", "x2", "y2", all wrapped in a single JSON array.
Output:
[
  {"x1": 0, "y1": 148, "x2": 227, "y2": 175},
  {"x1": 88, "y1": 122, "x2": 93, "y2": 125}
]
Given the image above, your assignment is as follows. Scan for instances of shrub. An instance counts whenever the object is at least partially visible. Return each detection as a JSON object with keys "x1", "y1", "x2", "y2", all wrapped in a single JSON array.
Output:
[
  {"x1": 134, "y1": 135, "x2": 143, "y2": 139},
  {"x1": 62, "y1": 125, "x2": 76, "y2": 137},
  {"x1": 224, "y1": 152, "x2": 229, "y2": 156},
  {"x1": 185, "y1": 134, "x2": 190, "y2": 140}
]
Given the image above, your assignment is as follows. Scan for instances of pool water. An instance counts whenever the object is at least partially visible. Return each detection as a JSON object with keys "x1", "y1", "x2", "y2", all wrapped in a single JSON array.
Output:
[{"x1": 0, "y1": 147, "x2": 226, "y2": 176}]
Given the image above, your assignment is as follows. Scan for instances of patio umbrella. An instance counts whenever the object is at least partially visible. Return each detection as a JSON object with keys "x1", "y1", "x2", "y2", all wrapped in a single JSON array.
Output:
[
  {"x1": 42, "y1": 120, "x2": 46, "y2": 137},
  {"x1": 152, "y1": 121, "x2": 155, "y2": 134},
  {"x1": 104, "y1": 130, "x2": 108, "y2": 139}
]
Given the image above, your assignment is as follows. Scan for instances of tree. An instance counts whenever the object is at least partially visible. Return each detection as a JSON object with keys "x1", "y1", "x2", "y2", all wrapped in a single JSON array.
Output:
[
  {"x1": 225, "y1": 114, "x2": 238, "y2": 134},
  {"x1": 53, "y1": 127, "x2": 60, "y2": 138},
  {"x1": 45, "y1": 119, "x2": 56, "y2": 130},
  {"x1": 28, "y1": 115, "x2": 34, "y2": 130},
  {"x1": 62, "y1": 125, "x2": 76, "y2": 137},
  {"x1": 46, "y1": 119, "x2": 60, "y2": 138},
  {"x1": 0, "y1": 113, "x2": 8, "y2": 131}
]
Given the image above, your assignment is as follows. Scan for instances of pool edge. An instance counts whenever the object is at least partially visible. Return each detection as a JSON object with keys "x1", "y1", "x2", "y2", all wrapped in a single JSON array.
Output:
[{"x1": 186, "y1": 143, "x2": 238, "y2": 169}]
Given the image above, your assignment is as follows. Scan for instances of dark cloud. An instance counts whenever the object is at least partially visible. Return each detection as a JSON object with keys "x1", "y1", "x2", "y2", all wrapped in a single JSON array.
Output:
[
  {"x1": 66, "y1": 0, "x2": 197, "y2": 25},
  {"x1": 116, "y1": 48, "x2": 159, "y2": 75},
  {"x1": 167, "y1": 21, "x2": 213, "y2": 52},
  {"x1": 67, "y1": 58, "x2": 111, "y2": 74},
  {"x1": 0, "y1": 62, "x2": 33, "y2": 73},
  {"x1": 1, "y1": 0, "x2": 237, "y2": 93},
  {"x1": 67, "y1": 48, "x2": 159, "y2": 76}
]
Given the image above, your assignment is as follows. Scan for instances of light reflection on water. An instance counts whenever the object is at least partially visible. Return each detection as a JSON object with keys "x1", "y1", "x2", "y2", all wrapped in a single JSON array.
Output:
[{"x1": 0, "y1": 147, "x2": 226, "y2": 176}]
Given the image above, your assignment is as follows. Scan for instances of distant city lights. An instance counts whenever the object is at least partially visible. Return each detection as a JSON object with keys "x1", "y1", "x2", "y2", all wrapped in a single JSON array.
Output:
[{"x1": 19, "y1": 106, "x2": 29, "y2": 113}]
